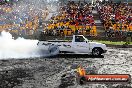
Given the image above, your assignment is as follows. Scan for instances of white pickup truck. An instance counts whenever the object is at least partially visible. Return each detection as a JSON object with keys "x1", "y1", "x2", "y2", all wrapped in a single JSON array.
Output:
[{"x1": 37, "y1": 35, "x2": 107, "y2": 56}]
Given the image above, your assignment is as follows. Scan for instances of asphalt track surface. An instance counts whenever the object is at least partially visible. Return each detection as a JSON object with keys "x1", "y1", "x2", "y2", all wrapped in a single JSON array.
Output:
[{"x1": 0, "y1": 47, "x2": 132, "y2": 88}]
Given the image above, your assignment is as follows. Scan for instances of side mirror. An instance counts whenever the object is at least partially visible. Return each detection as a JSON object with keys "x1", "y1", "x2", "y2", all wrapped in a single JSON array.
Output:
[{"x1": 86, "y1": 41, "x2": 88, "y2": 43}]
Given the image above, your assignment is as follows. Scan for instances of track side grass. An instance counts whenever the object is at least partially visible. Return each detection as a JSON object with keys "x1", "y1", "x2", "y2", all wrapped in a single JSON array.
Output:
[{"x1": 92, "y1": 40, "x2": 132, "y2": 45}]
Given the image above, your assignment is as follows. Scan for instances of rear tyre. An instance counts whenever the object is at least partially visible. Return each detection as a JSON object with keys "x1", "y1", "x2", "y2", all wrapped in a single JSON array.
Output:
[
  {"x1": 92, "y1": 48, "x2": 102, "y2": 56},
  {"x1": 48, "y1": 45, "x2": 59, "y2": 56}
]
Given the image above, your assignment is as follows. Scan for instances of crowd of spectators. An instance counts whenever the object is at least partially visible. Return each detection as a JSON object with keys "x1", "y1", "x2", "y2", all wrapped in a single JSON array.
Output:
[
  {"x1": 1, "y1": 0, "x2": 131, "y2": 39},
  {"x1": 0, "y1": 4, "x2": 12, "y2": 15},
  {"x1": 0, "y1": 2, "x2": 48, "y2": 36},
  {"x1": 97, "y1": 1, "x2": 132, "y2": 38},
  {"x1": 45, "y1": 1, "x2": 97, "y2": 36}
]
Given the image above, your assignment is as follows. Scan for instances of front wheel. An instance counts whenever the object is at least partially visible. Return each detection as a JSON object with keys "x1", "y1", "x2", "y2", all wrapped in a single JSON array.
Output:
[{"x1": 92, "y1": 48, "x2": 102, "y2": 56}]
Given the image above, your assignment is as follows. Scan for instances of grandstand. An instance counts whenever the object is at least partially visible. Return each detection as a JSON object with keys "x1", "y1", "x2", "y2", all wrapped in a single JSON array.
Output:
[
  {"x1": 44, "y1": 1, "x2": 97, "y2": 36},
  {"x1": 0, "y1": 0, "x2": 132, "y2": 41},
  {"x1": 96, "y1": 0, "x2": 132, "y2": 38},
  {"x1": 0, "y1": 0, "x2": 50, "y2": 38},
  {"x1": 44, "y1": 0, "x2": 131, "y2": 37}
]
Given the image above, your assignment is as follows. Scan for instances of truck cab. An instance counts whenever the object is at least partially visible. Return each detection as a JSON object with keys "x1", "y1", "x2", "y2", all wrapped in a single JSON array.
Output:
[
  {"x1": 71, "y1": 35, "x2": 107, "y2": 55},
  {"x1": 71, "y1": 35, "x2": 90, "y2": 53}
]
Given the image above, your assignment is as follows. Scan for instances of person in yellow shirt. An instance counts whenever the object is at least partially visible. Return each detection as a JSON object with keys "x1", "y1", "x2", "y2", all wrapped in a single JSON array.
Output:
[
  {"x1": 66, "y1": 22, "x2": 69, "y2": 27},
  {"x1": 60, "y1": 22, "x2": 63, "y2": 27},
  {"x1": 129, "y1": 24, "x2": 132, "y2": 31},
  {"x1": 86, "y1": 26, "x2": 89, "y2": 29},
  {"x1": 48, "y1": 24, "x2": 51, "y2": 30},
  {"x1": 0, "y1": 26, "x2": 2, "y2": 29},
  {"x1": 112, "y1": 24, "x2": 116, "y2": 31},
  {"x1": 92, "y1": 25, "x2": 96, "y2": 31},
  {"x1": 116, "y1": 23, "x2": 120, "y2": 31}
]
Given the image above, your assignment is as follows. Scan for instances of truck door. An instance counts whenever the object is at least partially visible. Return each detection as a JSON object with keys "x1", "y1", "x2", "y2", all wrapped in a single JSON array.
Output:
[{"x1": 72, "y1": 36, "x2": 90, "y2": 53}]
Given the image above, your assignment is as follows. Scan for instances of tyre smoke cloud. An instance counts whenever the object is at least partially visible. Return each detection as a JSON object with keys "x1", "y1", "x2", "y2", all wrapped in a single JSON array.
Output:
[{"x1": 0, "y1": 31, "x2": 44, "y2": 59}]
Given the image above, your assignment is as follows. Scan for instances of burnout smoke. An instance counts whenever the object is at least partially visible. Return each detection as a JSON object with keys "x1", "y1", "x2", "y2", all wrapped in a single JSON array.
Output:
[{"x1": 0, "y1": 31, "x2": 44, "y2": 59}]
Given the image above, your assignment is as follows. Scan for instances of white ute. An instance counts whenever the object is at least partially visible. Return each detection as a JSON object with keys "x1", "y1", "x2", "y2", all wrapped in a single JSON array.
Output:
[{"x1": 37, "y1": 35, "x2": 107, "y2": 56}]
